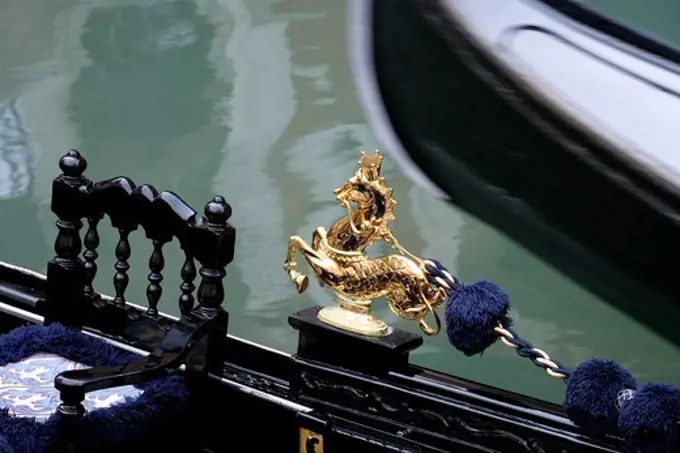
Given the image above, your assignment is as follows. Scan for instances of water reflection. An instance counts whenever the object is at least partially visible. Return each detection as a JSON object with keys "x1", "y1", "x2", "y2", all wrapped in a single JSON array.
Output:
[
  {"x1": 62, "y1": 1, "x2": 229, "y2": 304},
  {"x1": 70, "y1": 1, "x2": 219, "y2": 159},
  {"x1": 0, "y1": 101, "x2": 32, "y2": 199},
  {"x1": 209, "y1": 0, "x2": 294, "y2": 320},
  {"x1": 580, "y1": 0, "x2": 680, "y2": 48}
]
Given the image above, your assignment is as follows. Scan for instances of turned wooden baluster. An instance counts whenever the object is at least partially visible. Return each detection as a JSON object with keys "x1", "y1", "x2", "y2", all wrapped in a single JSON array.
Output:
[
  {"x1": 190, "y1": 195, "x2": 235, "y2": 374},
  {"x1": 46, "y1": 150, "x2": 90, "y2": 447},
  {"x1": 131, "y1": 187, "x2": 196, "y2": 317},
  {"x1": 195, "y1": 196, "x2": 233, "y2": 310},
  {"x1": 91, "y1": 177, "x2": 138, "y2": 309},
  {"x1": 146, "y1": 240, "x2": 164, "y2": 317},
  {"x1": 45, "y1": 150, "x2": 91, "y2": 326},
  {"x1": 131, "y1": 185, "x2": 166, "y2": 317},
  {"x1": 56, "y1": 391, "x2": 85, "y2": 453},
  {"x1": 82, "y1": 213, "x2": 103, "y2": 300},
  {"x1": 179, "y1": 251, "x2": 196, "y2": 316},
  {"x1": 113, "y1": 229, "x2": 132, "y2": 307}
]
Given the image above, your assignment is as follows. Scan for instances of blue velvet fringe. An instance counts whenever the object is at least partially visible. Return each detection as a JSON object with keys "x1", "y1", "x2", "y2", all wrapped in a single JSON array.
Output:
[
  {"x1": 444, "y1": 280, "x2": 511, "y2": 356},
  {"x1": 618, "y1": 383, "x2": 680, "y2": 453},
  {"x1": 0, "y1": 434, "x2": 12, "y2": 453},
  {"x1": 0, "y1": 323, "x2": 189, "y2": 453},
  {"x1": 431, "y1": 255, "x2": 680, "y2": 453},
  {"x1": 564, "y1": 359, "x2": 636, "y2": 437}
]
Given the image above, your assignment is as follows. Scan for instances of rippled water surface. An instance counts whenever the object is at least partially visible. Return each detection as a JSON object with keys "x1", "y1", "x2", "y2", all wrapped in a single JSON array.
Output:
[
  {"x1": 0, "y1": 0, "x2": 679, "y2": 404},
  {"x1": 580, "y1": 0, "x2": 680, "y2": 48}
]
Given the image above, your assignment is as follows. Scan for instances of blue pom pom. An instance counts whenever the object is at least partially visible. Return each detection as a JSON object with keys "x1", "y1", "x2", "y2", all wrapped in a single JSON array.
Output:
[
  {"x1": 564, "y1": 359, "x2": 636, "y2": 437},
  {"x1": 444, "y1": 280, "x2": 510, "y2": 356},
  {"x1": 618, "y1": 383, "x2": 680, "y2": 453}
]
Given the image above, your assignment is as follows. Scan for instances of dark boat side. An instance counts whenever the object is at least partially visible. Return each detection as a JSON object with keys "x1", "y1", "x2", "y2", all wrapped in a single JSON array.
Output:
[
  {"x1": 0, "y1": 260, "x2": 621, "y2": 453},
  {"x1": 0, "y1": 150, "x2": 627, "y2": 452},
  {"x1": 349, "y1": 0, "x2": 680, "y2": 344}
]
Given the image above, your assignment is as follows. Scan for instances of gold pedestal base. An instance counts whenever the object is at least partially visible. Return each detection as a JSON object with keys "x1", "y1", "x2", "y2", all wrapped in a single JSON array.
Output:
[
  {"x1": 318, "y1": 293, "x2": 390, "y2": 337},
  {"x1": 318, "y1": 306, "x2": 389, "y2": 337}
]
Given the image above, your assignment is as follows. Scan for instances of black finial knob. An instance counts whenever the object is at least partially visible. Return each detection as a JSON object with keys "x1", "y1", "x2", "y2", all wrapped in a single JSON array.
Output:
[
  {"x1": 204, "y1": 196, "x2": 232, "y2": 225},
  {"x1": 59, "y1": 149, "x2": 87, "y2": 177}
]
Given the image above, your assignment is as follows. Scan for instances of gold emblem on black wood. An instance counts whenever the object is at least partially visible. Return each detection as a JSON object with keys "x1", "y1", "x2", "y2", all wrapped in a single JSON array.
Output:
[{"x1": 284, "y1": 151, "x2": 446, "y2": 337}]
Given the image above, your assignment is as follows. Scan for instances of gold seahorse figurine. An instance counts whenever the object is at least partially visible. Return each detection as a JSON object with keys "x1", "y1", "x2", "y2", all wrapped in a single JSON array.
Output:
[{"x1": 283, "y1": 150, "x2": 447, "y2": 337}]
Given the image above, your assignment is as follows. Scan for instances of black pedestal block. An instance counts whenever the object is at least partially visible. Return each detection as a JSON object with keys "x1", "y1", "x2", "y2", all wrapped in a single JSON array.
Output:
[{"x1": 288, "y1": 306, "x2": 423, "y2": 375}]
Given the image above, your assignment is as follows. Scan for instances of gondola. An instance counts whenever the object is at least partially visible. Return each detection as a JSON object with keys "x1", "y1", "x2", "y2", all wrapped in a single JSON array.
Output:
[
  {"x1": 348, "y1": 0, "x2": 680, "y2": 345},
  {"x1": 0, "y1": 149, "x2": 673, "y2": 453}
]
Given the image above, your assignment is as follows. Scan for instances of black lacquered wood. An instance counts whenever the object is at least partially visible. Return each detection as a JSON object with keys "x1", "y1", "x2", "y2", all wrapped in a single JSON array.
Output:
[
  {"x1": 289, "y1": 306, "x2": 422, "y2": 376},
  {"x1": 0, "y1": 256, "x2": 631, "y2": 453},
  {"x1": 37, "y1": 150, "x2": 237, "y2": 452},
  {"x1": 179, "y1": 250, "x2": 197, "y2": 316},
  {"x1": 82, "y1": 214, "x2": 102, "y2": 300},
  {"x1": 91, "y1": 177, "x2": 138, "y2": 307},
  {"x1": 44, "y1": 150, "x2": 90, "y2": 327},
  {"x1": 43, "y1": 150, "x2": 236, "y2": 338}
]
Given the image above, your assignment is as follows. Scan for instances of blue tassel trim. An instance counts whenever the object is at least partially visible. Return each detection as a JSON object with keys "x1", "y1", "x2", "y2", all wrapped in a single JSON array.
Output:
[
  {"x1": 618, "y1": 383, "x2": 680, "y2": 453},
  {"x1": 424, "y1": 258, "x2": 680, "y2": 453},
  {"x1": 424, "y1": 260, "x2": 569, "y2": 377},
  {"x1": 444, "y1": 280, "x2": 511, "y2": 356},
  {"x1": 564, "y1": 359, "x2": 635, "y2": 437}
]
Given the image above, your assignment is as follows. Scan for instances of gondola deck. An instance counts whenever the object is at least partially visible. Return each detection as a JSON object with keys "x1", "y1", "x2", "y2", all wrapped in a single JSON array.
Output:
[{"x1": 0, "y1": 260, "x2": 621, "y2": 453}]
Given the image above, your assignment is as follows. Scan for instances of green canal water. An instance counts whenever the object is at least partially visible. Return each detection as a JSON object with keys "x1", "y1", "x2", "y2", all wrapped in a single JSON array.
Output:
[
  {"x1": 580, "y1": 0, "x2": 680, "y2": 48},
  {"x1": 0, "y1": 0, "x2": 679, "y2": 404}
]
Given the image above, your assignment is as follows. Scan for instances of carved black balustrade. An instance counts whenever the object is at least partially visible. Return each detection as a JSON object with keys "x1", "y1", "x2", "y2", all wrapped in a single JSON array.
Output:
[
  {"x1": 44, "y1": 150, "x2": 235, "y2": 349},
  {"x1": 41, "y1": 150, "x2": 235, "y2": 450}
]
